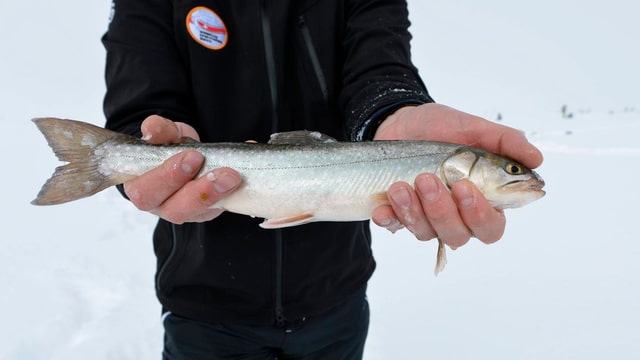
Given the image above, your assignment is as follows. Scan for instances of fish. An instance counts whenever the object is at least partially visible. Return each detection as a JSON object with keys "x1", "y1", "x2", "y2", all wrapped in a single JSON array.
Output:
[{"x1": 32, "y1": 117, "x2": 546, "y2": 275}]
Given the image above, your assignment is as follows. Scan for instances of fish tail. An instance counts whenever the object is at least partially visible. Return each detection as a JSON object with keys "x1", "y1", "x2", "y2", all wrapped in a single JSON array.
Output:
[{"x1": 32, "y1": 117, "x2": 129, "y2": 205}]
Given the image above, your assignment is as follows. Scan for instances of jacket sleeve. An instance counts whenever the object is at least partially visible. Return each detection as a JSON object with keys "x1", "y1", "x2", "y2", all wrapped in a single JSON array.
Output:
[
  {"x1": 341, "y1": 0, "x2": 434, "y2": 141},
  {"x1": 102, "y1": 0, "x2": 194, "y2": 136}
]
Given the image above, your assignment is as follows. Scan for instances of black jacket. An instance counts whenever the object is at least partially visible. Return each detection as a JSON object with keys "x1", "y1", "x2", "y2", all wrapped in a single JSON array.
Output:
[{"x1": 103, "y1": 0, "x2": 432, "y2": 326}]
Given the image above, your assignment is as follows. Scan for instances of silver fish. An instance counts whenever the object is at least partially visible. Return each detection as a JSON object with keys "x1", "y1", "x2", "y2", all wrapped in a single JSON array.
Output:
[{"x1": 32, "y1": 117, "x2": 545, "y2": 274}]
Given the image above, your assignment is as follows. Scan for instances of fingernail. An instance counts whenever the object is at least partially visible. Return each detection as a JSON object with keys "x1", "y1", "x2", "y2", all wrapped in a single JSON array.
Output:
[
  {"x1": 389, "y1": 186, "x2": 411, "y2": 210},
  {"x1": 208, "y1": 170, "x2": 241, "y2": 194},
  {"x1": 140, "y1": 122, "x2": 157, "y2": 142},
  {"x1": 387, "y1": 220, "x2": 405, "y2": 234},
  {"x1": 180, "y1": 152, "x2": 203, "y2": 174},
  {"x1": 455, "y1": 182, "x2": 474, "y2": 208},
  {"x1": 374, "y1": 215, "x2": 393, "y2": 227},
  {"x1": 416, "y1": 174, "x2": 439, "y2": 202},
  {"x1": 375, "y1": 216, "x2": 404, "y2": 234}
]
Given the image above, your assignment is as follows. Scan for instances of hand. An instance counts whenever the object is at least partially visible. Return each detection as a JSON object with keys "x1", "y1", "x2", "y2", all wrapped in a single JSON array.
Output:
[
  {"x1": 371, "y1": 103, "x2": 543, "y2": 248},
  {"x1": 123, "y1": 115, "x2": 242, "y2": 224}
]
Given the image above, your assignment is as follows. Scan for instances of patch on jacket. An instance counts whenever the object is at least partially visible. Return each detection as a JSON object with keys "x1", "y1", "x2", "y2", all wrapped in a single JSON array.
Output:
[{"x1": 186, "y1": 6, "x2": 228, "y2": 50}]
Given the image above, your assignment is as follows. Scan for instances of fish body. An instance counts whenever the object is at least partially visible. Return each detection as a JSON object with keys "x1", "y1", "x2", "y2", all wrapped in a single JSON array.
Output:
[
  {"x1": 33, "y1": 117, "x2": 545, "y2": 274},
  {"x1": 99, "y1": 134, "x2": 458, "y2": 225}
]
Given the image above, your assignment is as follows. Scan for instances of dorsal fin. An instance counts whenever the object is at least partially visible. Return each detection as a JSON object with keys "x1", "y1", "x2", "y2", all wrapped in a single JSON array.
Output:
[
  {"x1": 176, "y1": 136, "x2": 200, "y2": 144},
  {"x1": 268, "y1": 130, "x2": 337, "y2": 145}
]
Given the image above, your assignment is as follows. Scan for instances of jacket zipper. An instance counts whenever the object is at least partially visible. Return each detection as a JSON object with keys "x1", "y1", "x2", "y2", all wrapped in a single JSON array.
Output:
[
  {"x1": 274, "y1": 230, "x2": 285, "y2": 327},
  {"x1": 156, "y1": 223, "x2": 179, "y2": 291},
  {"x1": 299, "y1": 15, "x2": 329, "y2": 102},
  {"x1": 260, "y1": 0, "x2": 286, "y2": 328}
]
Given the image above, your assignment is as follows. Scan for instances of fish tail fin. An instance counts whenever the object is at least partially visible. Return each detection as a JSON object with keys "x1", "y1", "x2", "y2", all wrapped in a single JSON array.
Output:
[{"x1": 31, "y1": 117, "x2": 130, "y2": 205}]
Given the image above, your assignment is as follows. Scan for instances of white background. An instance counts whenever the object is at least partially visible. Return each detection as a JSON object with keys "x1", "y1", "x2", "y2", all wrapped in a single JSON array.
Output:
[{"x1": 1, "y1": 1, "x2": 639, "y2": 359}]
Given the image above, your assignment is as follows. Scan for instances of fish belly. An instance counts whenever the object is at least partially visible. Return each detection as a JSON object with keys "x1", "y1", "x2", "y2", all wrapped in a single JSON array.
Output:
[{"x1": 214, "y1": 157, "x2": 437, "y2": 223}]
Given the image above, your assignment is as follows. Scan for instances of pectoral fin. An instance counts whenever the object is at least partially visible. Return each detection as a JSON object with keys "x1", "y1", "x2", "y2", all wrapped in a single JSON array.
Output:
[
  {"x1": 260, "y1": 213, "x2": 316, "y2": 229},
  {"x1": 434, "y1": 238, "x2": 448, "y2": 276},
  {"x1": 369, "y1": 192, "x2": 390, "y2": 206}
]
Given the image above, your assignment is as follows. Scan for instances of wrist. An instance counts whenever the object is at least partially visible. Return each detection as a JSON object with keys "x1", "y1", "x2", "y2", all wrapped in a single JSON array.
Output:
[
  {"x1": 372, "y1": 105, "x2": 418, "y2": 140},
  {"x1": 360, "y1": 101, "x2": 426, "y2": 141}
]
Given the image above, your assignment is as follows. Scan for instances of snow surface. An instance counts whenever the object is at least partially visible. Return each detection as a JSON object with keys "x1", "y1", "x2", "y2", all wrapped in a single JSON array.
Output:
[{"x1": 2, "y1": 0, "x2": 639, "y2": 359}]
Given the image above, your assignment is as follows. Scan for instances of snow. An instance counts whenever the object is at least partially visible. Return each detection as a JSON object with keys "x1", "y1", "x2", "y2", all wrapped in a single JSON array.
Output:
[{"x1": 1, "y1": 0, "x2": 639, "y2": 359}]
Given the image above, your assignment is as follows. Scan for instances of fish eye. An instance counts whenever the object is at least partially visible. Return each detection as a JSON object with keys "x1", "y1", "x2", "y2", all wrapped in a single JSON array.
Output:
[{"x1": 505, "y1": 163, "x2": 524, "y2": 175}]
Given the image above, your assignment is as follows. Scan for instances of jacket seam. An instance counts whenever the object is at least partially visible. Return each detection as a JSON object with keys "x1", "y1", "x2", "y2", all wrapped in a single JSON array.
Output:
[
  {"x1": 260, "y1": 0, "x2": 286, "y2": 328},
  {"x1": 299, "y1": 15, "x2": 329, "y2": 103}
]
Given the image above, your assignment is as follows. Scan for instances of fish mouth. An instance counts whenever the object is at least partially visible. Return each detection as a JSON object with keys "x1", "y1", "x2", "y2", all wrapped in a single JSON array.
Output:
[
  {"x1": 528, "y1": 184, "x2": 546, "y2": 192},
  {"x1": 503, "y1": 179, "x2": 546, "y2": 194},
  {"x1": 504, "y1": 168, "x2": 545, "y2": 192},
  {"x1": 492, "y1": 179, "x2": 546, "y2": 209}
]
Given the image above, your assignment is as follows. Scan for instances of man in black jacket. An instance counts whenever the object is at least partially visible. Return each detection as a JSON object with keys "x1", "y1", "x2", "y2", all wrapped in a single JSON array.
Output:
[{"x1": 103, "y1": 0, "x2": 543, "y2": 359}]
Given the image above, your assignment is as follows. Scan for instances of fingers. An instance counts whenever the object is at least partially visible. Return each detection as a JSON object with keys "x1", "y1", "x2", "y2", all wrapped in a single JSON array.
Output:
[
  {"x1": 124, "y1": 149, "x2": 242, "y2": 224},
  {"x1": 151, "y1": 167, "x2": 242, "y2": 224},
  {"x1": 495, "y1": 128, "x2": 544, "y2": 169},
  {"x1": 371, "y1": 206, "x2": 405, "y2": 234},
  {"x1": 373, "y1": 103, "x2": 544, "y2": 169},
  {"x1": 450, "y1": 180, "x2": 505, "y2": 244},
  {"x1": 140, "y1": 115, "x2": 200, "y2": 144},
  {"x1": 414, "y1": 174, "x2": 471, "y2": 248},
  {"x1": 125, "y1": 115, "x2": 242, "y2": 224},
  {"x1": 385, "y1": 181, "x2": 438, "y2": 241},
  {"x1": 462, "y1": 114, "x2": 543, "y2": 169},
  {"x1": 445, "y1": 106, "x2": 544, "y2": 169},
  {"x1": 124, "y1": 150, "x2": 205, "y2": 210},
  {"x1": 373, "y1": 174, "x2": 506, "y2": 248}
]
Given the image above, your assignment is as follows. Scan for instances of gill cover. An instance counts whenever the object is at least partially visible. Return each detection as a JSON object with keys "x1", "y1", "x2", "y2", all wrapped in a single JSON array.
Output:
[{"x1": 440, "y1": 149, "x2": 478, "y2": 188}]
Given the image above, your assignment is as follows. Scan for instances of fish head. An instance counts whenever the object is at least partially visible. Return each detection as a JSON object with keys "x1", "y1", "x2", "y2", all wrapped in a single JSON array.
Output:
[{"x1": 441, "y1": 148, "x2": 545, "y2": 209}]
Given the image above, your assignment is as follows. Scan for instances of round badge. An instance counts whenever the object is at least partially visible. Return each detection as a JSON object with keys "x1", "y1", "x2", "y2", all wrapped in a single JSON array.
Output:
[{"x1": 186, "y1": 6, "x2": 228, "y2": 50}]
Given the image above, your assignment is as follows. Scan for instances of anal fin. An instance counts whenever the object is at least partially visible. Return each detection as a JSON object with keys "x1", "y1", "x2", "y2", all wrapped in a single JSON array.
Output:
[{"x1": 260, "y1": 213, "x2": 316, "y2": 229}]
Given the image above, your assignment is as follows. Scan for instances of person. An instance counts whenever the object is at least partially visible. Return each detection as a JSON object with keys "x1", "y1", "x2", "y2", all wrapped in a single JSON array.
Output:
[{"x1": 102, "y1": 1, "x2": 543, "y2": 359}]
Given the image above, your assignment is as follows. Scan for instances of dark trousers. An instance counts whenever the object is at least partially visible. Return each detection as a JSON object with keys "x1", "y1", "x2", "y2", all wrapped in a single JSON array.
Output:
[{"x1": 162, "y1": 288, "x2": 370, "y2": 360}]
